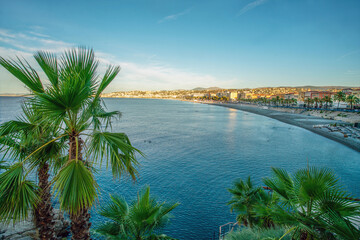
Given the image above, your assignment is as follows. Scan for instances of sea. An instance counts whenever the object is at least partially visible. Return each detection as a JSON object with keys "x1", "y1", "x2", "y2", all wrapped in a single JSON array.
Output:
[{"x1": 0, "y1": 97, "x2": 359, "y2": 240}]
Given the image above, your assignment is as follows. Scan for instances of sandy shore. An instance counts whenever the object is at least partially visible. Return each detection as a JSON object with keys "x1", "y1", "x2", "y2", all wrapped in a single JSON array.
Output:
[{"x1": 207, "y1": 102, "x2": 360, "y2": 153}]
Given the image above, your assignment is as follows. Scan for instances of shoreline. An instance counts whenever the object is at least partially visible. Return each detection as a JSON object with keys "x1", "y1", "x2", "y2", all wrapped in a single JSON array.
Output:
[{"x1": 206, "y1": 102, "x2": 360, "y2": 153}]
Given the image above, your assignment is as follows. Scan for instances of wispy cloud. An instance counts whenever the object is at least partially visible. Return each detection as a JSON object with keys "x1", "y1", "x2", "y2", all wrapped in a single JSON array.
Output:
[
  {"x1": 344, "y1": 70, "x2": 360, "y2": 75},
  {"x1": 338, "y1": 49, "x2": 360, "y2": 61},
  {"x1": 238, "y1": 0, "x2": 268, "y2": 16},
  {"x1": 28, "y1": 31, "x2": 50, "y2": 38},
  {"x1": 158, "y1": 8, "x2": 192, "y2": 23},
  {"x1": 0, "y1": 28, "x2": 237, "y2": 93},
  {"x1": 0, "y1": 28, "x2": 73, "y2": 53}
]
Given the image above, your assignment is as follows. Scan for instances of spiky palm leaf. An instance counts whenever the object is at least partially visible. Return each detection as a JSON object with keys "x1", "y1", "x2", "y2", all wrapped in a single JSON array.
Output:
[
  {"x1": 0, "y1": 163, "x2": 38, "y2": 223},
  {"x1": 227, "y1": 177, "x2": 262, "y2": 227},
  {"x1": 263, "y1": 167, "x2": 360, "y2": 239},
  {"x1": 53, "y1": 160, "x2": 98, "y2": 215},
  {"x1": 94, "y1": 186, "x2": 179, "y2": 240}
]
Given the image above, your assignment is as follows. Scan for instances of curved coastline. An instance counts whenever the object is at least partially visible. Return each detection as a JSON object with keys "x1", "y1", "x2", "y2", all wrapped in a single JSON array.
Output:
[{"x1": 206, "y1": 102, "x2": 360, "y2": 153}]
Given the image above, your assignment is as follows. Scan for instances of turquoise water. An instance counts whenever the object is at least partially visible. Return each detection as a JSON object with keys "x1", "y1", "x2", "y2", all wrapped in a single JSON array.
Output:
[{"x1": 0, "y1": 97, "x2": 359, "y2": 239}]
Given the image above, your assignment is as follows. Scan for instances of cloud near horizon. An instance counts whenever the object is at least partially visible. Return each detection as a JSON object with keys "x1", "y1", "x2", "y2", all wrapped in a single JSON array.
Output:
[{"x1": 0, "y1": 28, "x2": 234, "y2": 94}]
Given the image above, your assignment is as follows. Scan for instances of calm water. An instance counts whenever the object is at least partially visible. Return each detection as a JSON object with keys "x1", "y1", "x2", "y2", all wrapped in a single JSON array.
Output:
[{"x1": 0, "y1": 97, "x2": 359, "y2": 239}]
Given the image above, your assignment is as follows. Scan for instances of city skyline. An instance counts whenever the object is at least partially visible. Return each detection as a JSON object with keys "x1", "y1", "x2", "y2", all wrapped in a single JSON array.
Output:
[{"x1": 0, "y1": 0, "x2": 360, "y2": 94}]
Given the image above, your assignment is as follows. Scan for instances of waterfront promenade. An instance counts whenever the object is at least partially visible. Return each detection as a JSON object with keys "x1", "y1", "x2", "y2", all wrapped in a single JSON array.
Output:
[{"x1": 207, "y1": 102, "x2": 360, "y2": 153}]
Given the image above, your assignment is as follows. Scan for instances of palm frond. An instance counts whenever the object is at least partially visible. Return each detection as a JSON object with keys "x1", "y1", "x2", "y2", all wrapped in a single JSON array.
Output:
[
  {"x1": 0, "y1": 135, "x2": 25, "y2": 161},
  {"x1": 0, "y1": 163, "x2": 38, "y2": 223},
  {"x1": 91, "y1": 102, "x2": 122, "y2": 130},
  {"x1": 88, "y1": 131, "x2": 141, "y2": 180},
  {"x1": 53, "y1": 160, "x2": 98, "y2": 215},
  {"x1": 320, "y1": 209, "x2": 360, "y2": 240},
  {"x1": 0, "y1": 120, "x2": 36, "y2": 137},
  {"x1": 0, "y1": 56, "x2": 44, "y2": 93},
  {"x1": 95, "y1": 186, "x2": 178, "y2": 239},
  {"x1": 34, "y1": 51, "x2": 59, "y2": 87},
  {"x1": 0, "y1": 160, "x2": 8, "y2": 170},
  {"x1": 263, "y1": 168, "x2": 294, "y2": 203},
  {"x1": 99, "y1": 194, "x2": 129, "y2": 222},
  {"x1": 59, "y1": 47, "x2": 98, "y2": 92},
  {"x1": 94, "y1": 65, "x2": 120, "y2": 99},
  {"x1": 92, "y1": 221, "x2": 124, "y2": 239}
]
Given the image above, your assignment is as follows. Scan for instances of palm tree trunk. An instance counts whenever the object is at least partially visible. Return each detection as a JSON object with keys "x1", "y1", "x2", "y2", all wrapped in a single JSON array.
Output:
[
  {"x1": 34, "y1": 162, "x2": 56, "y2": 240},
  {"x1": 69, "y1": 135, "x2": 92, "y2": 240},
  {"x1": 300, "y1": 231, "x2": 308, "y2": 240},
  {"x1": 70, "y1": 208, "x2": 91, "y2": 240}
]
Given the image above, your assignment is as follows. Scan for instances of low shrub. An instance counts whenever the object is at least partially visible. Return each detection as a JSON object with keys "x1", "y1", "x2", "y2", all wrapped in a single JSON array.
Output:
[{"x1": 225, "y1": 227, "x2": 291, "y2": 240}]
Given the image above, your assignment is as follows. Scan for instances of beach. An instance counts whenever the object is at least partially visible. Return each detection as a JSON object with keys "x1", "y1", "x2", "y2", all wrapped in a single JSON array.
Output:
[{"x1": 207, "y1": 102, "x2": 360, "y2": 153}]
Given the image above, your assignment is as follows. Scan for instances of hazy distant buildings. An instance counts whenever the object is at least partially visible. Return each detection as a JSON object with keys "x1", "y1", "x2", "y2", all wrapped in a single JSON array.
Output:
[
  {"x1": 100, "y1": 87, "x2": 359, "y2": 109},
  {"x1": 304, "y1": 91, "x2": 333, "y2": 99}
]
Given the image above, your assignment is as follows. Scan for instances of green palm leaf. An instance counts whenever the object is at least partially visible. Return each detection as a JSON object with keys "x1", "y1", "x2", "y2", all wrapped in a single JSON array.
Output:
[
  {"x1": 262, "y1": 167, "x2": 360, "y2": 239},
  {"x1": 0, "y1": 163, "x2": 38, "y2": 223},
  {"x1": 34, "y1": 51, "x2": 59, "y2": 88},
  {"x1": 0, "y1": 57, "x2": 44, "y2": 93},
  {"x1": 53, "y1": 160, "x2": 98, "y2": 215},
  {"x1": 88, "y1": 131, "x2": 141, "y2": 180},
  {"x1": 94, "y1": 65, "x2": 121, "y2": 99},
  {"x1": 95, "y1": 186, "x2": 179, "y2": 239}
]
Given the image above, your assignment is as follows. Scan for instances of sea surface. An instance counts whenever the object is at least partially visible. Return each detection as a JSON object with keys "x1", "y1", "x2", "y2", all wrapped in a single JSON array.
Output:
[{"x1": 1, "y1": 97, "x2": 359, "y2": 239}]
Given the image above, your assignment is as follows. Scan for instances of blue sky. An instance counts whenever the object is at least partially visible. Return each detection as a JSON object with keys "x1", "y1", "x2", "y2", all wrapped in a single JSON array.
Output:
[{"x1": 0, "y1": 0, "x2": 359, "y2": 93}]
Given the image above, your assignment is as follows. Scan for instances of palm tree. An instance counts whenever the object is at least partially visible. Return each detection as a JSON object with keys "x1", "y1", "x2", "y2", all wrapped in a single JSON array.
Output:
[
  {"x1": 322, "y1": 95, "x2": 333, "y2": 109},
  {"x1": 305, "y1": 98, "x2": 313, "y2": 108},
  {"x1": 346, "y1": 95, "x2": 360, "y2": 110},
  {"x1": 212, "y1": 96, "x2": 219, "y2": 101},
  {"x1": 0, "y1": 47, "x2": 141, "y2": 240},
  {"x1": 313, "y1": 97, "x2": 320, "y2": 108},
  {"x1": 0, "y1": 102, "x2": 65, "y2": 239},
  {"x1": 291, "y1": 98, "x2": 297, "y2": 106},
  {"x1": 252, "y1": 189, "x2": 279, "y2": 229},
  {"x1": 228, "y1": 177, "x2": 262, "y2": 228},
  {"x1": 275, "y1": 96, "x2": 280, "y2": 106},
  {"x1": 221, "y1": 96, "x2": 229, "y2": 102},
  {"x1": 334, "y1": 91, "x2": 346, "y2": 109},
  {"x1": 263, "y1": 167, "x2": 360, "y2": 240},
  {"x1": 271, "y1": 98, "x2": 277, "y2": 106},
  {"x1": 94, "y1": 186, "x2": 179, "y2": 240}
]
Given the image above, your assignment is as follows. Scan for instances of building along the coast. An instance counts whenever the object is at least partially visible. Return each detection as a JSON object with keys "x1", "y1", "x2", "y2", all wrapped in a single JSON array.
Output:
[
  {"x1": 239, "y1": 91, "x2": 257, "y2": 99},
  {"x1": 229, "y1": 92, "x2": 239, "y2": 100},
  {"x1": 304, "y1": 91, "x2": 333, "y2": 99},
  {"x1": 343, "y1": 88, "x2": 360, "y2": 98},
  {"x1": 284, "y1": 93, "x2": 299, "y2": 100}
]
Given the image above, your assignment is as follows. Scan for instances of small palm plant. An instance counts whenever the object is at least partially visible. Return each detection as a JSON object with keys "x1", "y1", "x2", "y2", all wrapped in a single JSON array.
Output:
[
  {"x1": 94, "y1": 186, "x2": 179, "y2": 240},
  {"x1": 263, "y1": 167, "x2": 360, "y2": 240},
  {"x1": 228, "y1": 177, "x2": 262, "y2": 228}
]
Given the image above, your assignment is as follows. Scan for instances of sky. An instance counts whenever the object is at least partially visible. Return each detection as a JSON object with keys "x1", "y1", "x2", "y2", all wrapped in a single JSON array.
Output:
[{"x1": 0, "y1": 0, "x2": 359, "y2": 94}]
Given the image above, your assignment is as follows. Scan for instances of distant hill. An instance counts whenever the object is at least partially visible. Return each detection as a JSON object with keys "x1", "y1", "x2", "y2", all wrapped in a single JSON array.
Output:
[
  {"x1": 192, "y1": 87, "x2": 222, "y2": 91},
  {"x1": 289, "y1": 86, "x2": 354, "y2": 90}
]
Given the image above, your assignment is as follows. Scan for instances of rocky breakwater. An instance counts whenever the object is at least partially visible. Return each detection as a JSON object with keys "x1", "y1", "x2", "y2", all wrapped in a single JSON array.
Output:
[{"x1": 0, "y1": 209, "x2": 69, "y2": 240}]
